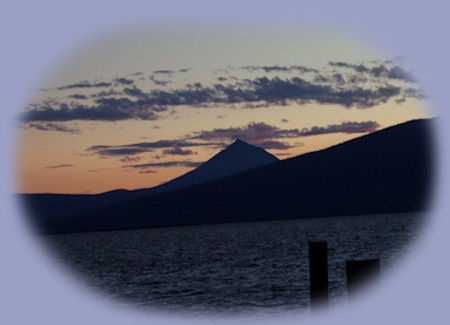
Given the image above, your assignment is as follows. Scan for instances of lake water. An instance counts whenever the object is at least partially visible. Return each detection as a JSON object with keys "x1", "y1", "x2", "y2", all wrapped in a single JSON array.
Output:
[{"x1": 43, "y1": 213, "x2": 425, "y2": 315}]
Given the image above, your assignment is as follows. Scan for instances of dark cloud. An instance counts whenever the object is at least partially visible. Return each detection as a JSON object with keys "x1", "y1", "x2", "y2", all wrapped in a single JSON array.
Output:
[
  {"x1": 114, "y1": 77, "x2": 134, "y2": 86},
  {"x1": 24, "y1": 60, "x2": 422, "y2": 123},
  {"x1": 153, "y1": 68, "x2": 191, "y2": 74},
  {"x1": 87, "y1": 167, "x2": 116, "y2": 173},
  {"x1": 190, "y1": 122, "x2": 280, "y2": 144},
  {"x1": 348, "y1": 75, "x2": 368, "y2": 84},
  {"x1": 87, "y1": 140, "x2": 223, "y2": 157},
  {"x1": 295, "y1": 121, "x2": 380, "y2": 136},
  {"x1": 25, "y1": 75, "x2": 394, "y2": 123},
  {"x1": 91, "y1": 147, "x2": 150, "y2": 156},
  {"x1": 149, "y1": 76, "x2": 171, "y2": 86},
  {"x1": 190, "y1": 121, "x2": 380, "y2": 144},
  {"x1": 385, "y1": 66, "x2": 414, "y2": 82},
  {"x1": 281, "y1": 118, "x2": 289, "y2": 123},
  {"x1": 119, "y1": 156, "x2": 142, "y2": 163},
  {"x1": 68, "y1": 94, "x2": 88, "y2": 100},
  {"x1": 162, "y1": 144, "x2": 195, "y2": 156},
  {"x1": 185, "y1": 82, "x2": 203, "y2": 89},
  {"x1": 45, "y1": 164, "x2": 74, "y2": 169},
  {"x1": 21, "y1": 97, "x2": 163, "y2": 122},
  {"x1": 90, "y1": 89, "x2": 122, "y2": 98},
  {"x1": 210, "y1": 76, "x2": 402, "y2": 108},
  {"x1": 329, "y1": 61, "x2": 369, "y2": 73},
  {"x1": 91, "y1": 120, "x2": 377, "y2": 158},
  {"x1": 40, "y1": 73, "x2": 134, "y2": 92},
  {"x1": 314, "y1": 74, "x2": 330, "y2": 83},
  {"x1": 139, "y1": 170, "x2": 157, "y2": 174},
  {"x1": 258, "y1": 140, "x2": 294, "y2": 150},
  {"x1": 123, "y1": 86, "x2": 148, "y2": 99},
  {"x1": 25, "y1": 122, "x2": 80, "y2": 134},
  {"x1": 242, "y1": 65, "x2": 318, "y2": 73},
  {"x1": 329, "y1": 61, "x2": 414, "y2": 82},
  {"x1": 333, "y1": 73, "x2": 345, "y2": 84},
  {"x1": 125, "y1": 161, "x2": 203, "y2": 169},
  {"x1": 403, "y1": 87, "x2": 426, "y2": 99},
  {"x1": 87, "y1": 120, "x2": 379, "y2": 166},
  {"x1": 57, "y1": 81, "x2": 112, "y2": 91},
  {"x1": 131, "y1": 72, "x2": 144, "y2": 76},
  {"x1": 217, "y1": 77, "x2": 228, "y2": 82},
  {"x1": 217, "y1": 115, "x2": 227, "y2": 119},
  {"x1": 95, "y1": 140, "x2": 220, "y2": 150},
  {"x1": 153, "y1": 70, "x2": 172, "y2": 74},
  {"x1": 247, "y1": 77, "x2": 402, "y2": 108}
]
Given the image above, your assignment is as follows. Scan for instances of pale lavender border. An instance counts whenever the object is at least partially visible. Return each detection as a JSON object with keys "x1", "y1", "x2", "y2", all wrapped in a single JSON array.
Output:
[{"x1": 1, "y1": 1, "x2": 449, "y2": 324}]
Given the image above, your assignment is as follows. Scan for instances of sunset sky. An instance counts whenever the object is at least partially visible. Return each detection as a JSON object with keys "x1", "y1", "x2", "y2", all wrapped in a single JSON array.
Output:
[{"x1": 16, "y1": 26, "x2": 430, "y2": 194}]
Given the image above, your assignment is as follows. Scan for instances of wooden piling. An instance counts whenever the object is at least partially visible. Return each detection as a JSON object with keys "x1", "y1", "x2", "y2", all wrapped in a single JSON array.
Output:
[{"x1": 309, "y1": 241, "x2": 328, "y2": 309}]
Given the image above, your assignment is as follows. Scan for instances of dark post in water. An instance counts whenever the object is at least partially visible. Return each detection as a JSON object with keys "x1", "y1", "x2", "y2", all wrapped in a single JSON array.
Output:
[
  {"x1": 309, "y1": 241, "x2": 328, "y2": 309},
  {"x1": 346, "y1": 259, "x2": 380, "y2": 298}
]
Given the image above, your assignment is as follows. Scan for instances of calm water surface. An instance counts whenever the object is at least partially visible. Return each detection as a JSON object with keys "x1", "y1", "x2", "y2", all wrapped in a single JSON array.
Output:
[{"x1": 43, "y1": 213, "x2": 424, "y2": 315}]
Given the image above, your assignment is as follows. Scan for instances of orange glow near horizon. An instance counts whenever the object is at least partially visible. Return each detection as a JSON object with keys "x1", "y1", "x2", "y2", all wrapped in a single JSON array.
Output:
[
  {"x1": 16, "y1": 100, "x2": 431, "y2": 194},
  {"x1": 15, "y1": 27, "x2": 433, "y2": 194}
]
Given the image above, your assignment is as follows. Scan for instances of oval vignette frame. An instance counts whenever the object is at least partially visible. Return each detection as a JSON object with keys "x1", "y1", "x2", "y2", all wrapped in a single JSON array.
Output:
[{"x1": 1, "y1": 2, "x2": 449, "y2": 325}]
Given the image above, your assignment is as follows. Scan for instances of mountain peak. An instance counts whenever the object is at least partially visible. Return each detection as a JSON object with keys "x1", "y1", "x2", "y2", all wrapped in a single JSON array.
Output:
[
  {"x1": 229, "y1": 138, "x2": 250, "y2": 148},
  {"x1": 232, "y1": 138, "x2": 246, "y2": 144},
  {"x1": 193, "y1": 139, "x2": 279, "y2": 176},
  {"x1": 151, "y1": 138, "x2": 279, "y2": 194}
]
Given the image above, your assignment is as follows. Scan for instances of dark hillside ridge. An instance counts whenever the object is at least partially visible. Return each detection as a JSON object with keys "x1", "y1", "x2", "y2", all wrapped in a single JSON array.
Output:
[
  {"x1": 20, "y1": 139, "x2": 278, "y2": 225},
  {"x1": 39, "y1": 118, "x2": 434, "y2": 234},
  {"x1": 148, "y1": 139, "x2": 279, "y2": 194}
]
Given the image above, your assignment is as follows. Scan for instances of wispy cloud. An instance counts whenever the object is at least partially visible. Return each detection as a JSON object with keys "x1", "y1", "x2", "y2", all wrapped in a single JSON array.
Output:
[
  {"x1": 125, "y1": 160, "x2": 203, "y2": 169},
  {"x1": 22, "y1": 77, "x2": 412, "y2": 124},
  {"x1": 87, "y1": 167, "x2": 116, "y2": 173},
  {"x1": 162, "y1": 144, "x2": 196, "y2": 156},
  {"x1": 21, "y1": 98, "x2": 163, "y2": 122},
  {"x1": 149, "y1": 76, "x2": 171, "y2": 86},
  {"x1": 258, "y1": 140, "x2": 296, "y2": 150},
  {"x1": 45, "y1": 164, "x2": 74, "y2": 169},
  {"x1": 87, "y1": 140, "x2": 223, "y2": 158},
  {"x1": 90, "y1": 147, "x2": 151, "y2": 156},
  {"x1": 114, "y1": 77, "x2": 134, "y2": 86},
  {"x1": 68, "y1": 94, "x2": 89, "y2": 100},
  {"x1": 189, "y1": 121, "x2": 380, "y2": 144},
  {"x1": 119, "y1": 156, "x2": 142, "y2": 163},
  {"x1": 24, "y1": 122, "x2": 80, "y2": 134},
  {"x1": 241, "y1": 65, "x2": 318, "y2": 74},
  {"x1": 153, "y1": 68, "x2": 191, "y2": 74},
  {"x1": 22, "y1": 60, "x2": 423, "y2": 125},
  {"x1": 328, "y1": 61, "x2": 415, "y2": 82},
  {"x1": 295, "y1": 121, "x2": 380, "y2": 136},
  {"x1": 57, "y1": 81, "x2": 112, "y2": 91},
  {"x1": 138, "y1": 170, "x2": 157, "y2": 174},
  {"x1": 88, "y1": 120, "x2": 379, "y2": 163}
]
